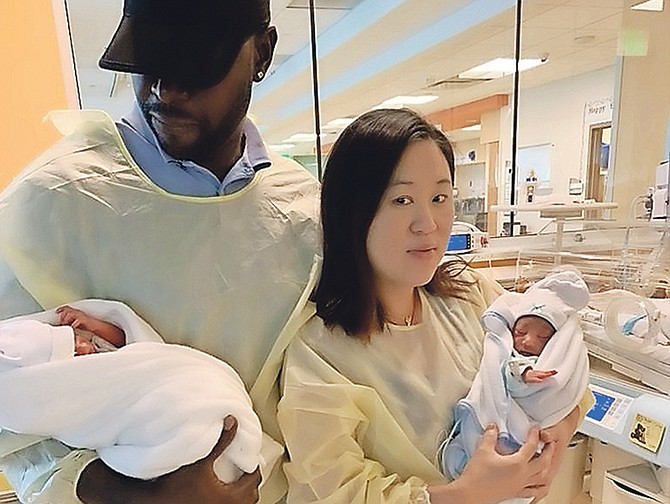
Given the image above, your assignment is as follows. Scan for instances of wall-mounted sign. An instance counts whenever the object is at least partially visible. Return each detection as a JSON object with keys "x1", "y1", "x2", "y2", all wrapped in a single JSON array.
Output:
[{"x1": 584, "y1": 97, "x2": 613, "y2": 126}]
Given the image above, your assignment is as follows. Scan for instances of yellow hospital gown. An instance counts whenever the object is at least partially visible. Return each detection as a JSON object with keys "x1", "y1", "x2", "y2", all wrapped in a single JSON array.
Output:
[
  {"x1": 278, "y1": 269, "x2": 504, "y2": 504},
  {"x1": 0, "y1": 110, "x2": 321, "y2": 504}
]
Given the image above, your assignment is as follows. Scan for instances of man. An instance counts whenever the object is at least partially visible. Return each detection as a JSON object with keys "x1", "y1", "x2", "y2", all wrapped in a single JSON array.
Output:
[{"x1": 0, "y1": 0, "x2": 320, "y2": 503}]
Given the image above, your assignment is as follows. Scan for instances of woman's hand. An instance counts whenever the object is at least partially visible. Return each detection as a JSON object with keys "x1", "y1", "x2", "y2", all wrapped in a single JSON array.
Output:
[
  {"x1": 429, "y1": 425, "x2": 555, "y2": 504},
  {"x1": 77, "y1": 416, "x2": 261, "y2": 504}
]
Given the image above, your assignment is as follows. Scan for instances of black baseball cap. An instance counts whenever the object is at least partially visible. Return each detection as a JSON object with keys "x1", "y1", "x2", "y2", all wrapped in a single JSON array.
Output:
[{"x1": 99, "y1": 0, "x2": 270, "y2": 89}]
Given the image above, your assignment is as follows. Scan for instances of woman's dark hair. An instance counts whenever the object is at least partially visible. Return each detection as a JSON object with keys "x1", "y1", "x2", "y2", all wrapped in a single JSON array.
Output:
[{"x1": 314, "y1": 108, "x2": 466, "y2": 337}]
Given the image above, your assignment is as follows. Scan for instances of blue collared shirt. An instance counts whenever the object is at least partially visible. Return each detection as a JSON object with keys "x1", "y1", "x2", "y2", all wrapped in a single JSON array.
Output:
[{"x1": 116, "y1": 103, "x2": 271, "y2": 197}]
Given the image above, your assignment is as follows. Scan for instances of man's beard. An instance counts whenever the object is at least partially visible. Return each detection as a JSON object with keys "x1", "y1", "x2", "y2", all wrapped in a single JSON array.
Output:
[{"x1": 139, "y1": 87, "x2": 252, "y2": 165}]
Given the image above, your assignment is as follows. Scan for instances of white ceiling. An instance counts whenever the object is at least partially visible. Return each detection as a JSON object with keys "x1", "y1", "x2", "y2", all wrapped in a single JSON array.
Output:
[{"x1": 66, "y1": 0, "x2": 626, "y2": 154}]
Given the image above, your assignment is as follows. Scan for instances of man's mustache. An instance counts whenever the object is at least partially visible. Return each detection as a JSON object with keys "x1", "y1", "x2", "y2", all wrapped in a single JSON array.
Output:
[{"x1": 141, "y1": 101, "x2": 192, "y2": 121}]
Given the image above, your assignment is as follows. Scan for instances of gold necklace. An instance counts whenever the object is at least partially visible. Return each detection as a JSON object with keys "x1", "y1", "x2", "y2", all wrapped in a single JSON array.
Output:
[{"x1": 404, "y1": 290, "x2": 418, "y2": 326}]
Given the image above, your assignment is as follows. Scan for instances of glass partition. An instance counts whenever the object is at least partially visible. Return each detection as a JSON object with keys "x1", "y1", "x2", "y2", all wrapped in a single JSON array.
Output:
[
  {"x1": 65, "y1": 0, "x2": 321, "y2": 176},
  {"x1": 263, "y1": 0, "x2": 519, "y2": 234},
  {"x1": 65, "y1": 0, "x2": 669, "y2": 248},
  {"x1": 66, "y1": 0, "x2": 129, "y2": 116},
  {"x1": 513, "y1": 0, "x2": 623, "y2": 237},
  {"x1": 509, "y1": 0, "x2": 669, "y2": 300}
]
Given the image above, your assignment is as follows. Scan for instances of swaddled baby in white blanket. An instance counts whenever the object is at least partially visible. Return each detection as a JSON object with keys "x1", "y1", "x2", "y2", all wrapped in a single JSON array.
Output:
[
  {"x1": 441, "y1": 271, "x2": 590, "y2": 501},
  {"x1": 0, "y1": 299, "x2": 263, "y2": 483}
]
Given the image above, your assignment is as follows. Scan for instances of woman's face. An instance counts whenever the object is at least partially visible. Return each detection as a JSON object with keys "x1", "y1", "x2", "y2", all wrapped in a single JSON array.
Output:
[{"x1": 366, "y1": 139, "x2": 454, "y2": 296}]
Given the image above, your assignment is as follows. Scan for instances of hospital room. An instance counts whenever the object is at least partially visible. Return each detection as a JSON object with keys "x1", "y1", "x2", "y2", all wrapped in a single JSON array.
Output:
[{"x1": 1, "y1": 0, "x2": 669, "y2": 503}]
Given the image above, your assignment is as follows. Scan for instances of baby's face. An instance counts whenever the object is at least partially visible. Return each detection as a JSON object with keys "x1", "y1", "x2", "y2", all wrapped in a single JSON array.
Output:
[
  {"x1": 512, "y1": 316, "x2": 555, "y2": 356},
  {"x1": 74, "y1": 334, "x2": 97, "y2": 356}
]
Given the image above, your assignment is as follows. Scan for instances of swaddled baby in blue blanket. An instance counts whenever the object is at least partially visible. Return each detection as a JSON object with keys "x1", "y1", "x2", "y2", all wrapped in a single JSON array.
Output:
[{"x1": 441, "y1": 270, "x2": 590, "y2": 500}]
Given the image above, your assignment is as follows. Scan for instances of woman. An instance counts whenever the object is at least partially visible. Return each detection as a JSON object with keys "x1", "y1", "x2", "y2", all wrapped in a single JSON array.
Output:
[{"x1": 278, "y1": 109, "x2": 588, "y2": 504}]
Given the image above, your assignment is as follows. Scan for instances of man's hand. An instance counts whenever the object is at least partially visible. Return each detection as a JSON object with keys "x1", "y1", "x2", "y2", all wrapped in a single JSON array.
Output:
[{"x1": 77, "y1": 416, "x2": 261, "y2": 504}]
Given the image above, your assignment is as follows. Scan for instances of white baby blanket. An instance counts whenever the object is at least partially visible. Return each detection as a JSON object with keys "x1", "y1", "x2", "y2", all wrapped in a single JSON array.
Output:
[
  {"x1": 0, "y1": 300, "x2": 262, "y2": 482},
  {"x1": 441, "y1": 291, "x2": 589, "y2": 481}
]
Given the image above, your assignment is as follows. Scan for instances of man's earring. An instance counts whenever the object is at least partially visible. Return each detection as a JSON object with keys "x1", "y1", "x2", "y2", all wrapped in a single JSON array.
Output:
[
  {"x1": 150, "y1": 79, "x2": 162, "y2": 99},
  {"x1": 256, "y1": 70, "x2": 265, "y2": 80}
]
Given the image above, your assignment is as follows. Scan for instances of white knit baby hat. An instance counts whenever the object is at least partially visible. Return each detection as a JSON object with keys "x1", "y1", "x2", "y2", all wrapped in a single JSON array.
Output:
[{"x1": 513, "y1": 270, "x2": 590, "y2": 330}]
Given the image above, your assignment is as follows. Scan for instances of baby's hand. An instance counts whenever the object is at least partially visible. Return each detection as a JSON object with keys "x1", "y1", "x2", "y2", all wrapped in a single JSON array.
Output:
[
  {"x1": 56, "y1": 305, "x2": 125, "y2": 348},
  {"x1": 522, "y1": 369, "x2": 557, "y2": 383},
  {"x1": 56, "y1": 305, "x2": 87, "y2": 329}
]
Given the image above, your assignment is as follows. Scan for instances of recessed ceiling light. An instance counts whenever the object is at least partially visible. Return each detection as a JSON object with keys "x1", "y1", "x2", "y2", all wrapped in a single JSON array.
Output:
[
  {"x1": 269, "y1": 144, "x2": 296, "y2": 152},
  {"x1": 574, "y1": 35, "x2": 596, "y2": 44},
  {"x1": 325, "y1": 117, "x2": 355, "y2": 128},
  {"x1": 631, "y1": 0, "x2": 663, "y2": 11},
  {"x1": 284, "y1": 133, "x2": 317, "y2": 142},
  {"x1": 458, "y1": 57, "x2": 547, "y2": 80},
  {"x1": 461, "y1": 124, "x2": 481, "y2": 131},
  {"x1": 377, "y1": 95, "x2": 439, "y2": 108}
]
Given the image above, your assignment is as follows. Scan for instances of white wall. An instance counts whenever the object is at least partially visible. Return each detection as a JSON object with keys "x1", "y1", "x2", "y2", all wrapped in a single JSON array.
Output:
[
  {"x1": 455, "y1": 162, "x2": 486, "y2": 199},
  {"x1": 453, "y1": 138, "x2": 486, "y2": 166},
  {"x1": 496, "y1": 65, "x2": 616, "y2": 234},
  {"x1": 453, "y1": 137, "x2": 487, "y2": 199},
  {"x1": 611, "y1": 4, "x2": 670, "y2": 221},
  {"x1": 517, "y1": 65, "x2": 616, "y2": 197}
]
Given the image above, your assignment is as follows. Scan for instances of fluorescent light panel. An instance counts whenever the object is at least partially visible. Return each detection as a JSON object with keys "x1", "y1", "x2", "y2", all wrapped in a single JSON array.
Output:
[
  {"x1": 631, "y1": 0, "x2": 663, "y2": 11},
  {"x1": 325, "y1": 117, "x2": 355, "y2": 128},
  {"x1": 461, "y1": 124, "x2": 481, "y2": 131},
  {"x1": 269, "y1": 144, "x2": 296, "y2": 152},
  {"x1": 378, "y1": 95, "x2": 438, "y2": 108},
  {"x1": 458, "y1": 57, "x2": 546, "y2": 80},
  {"x1": 284, "y1": 133, "x2": 317, "y2": 142}
]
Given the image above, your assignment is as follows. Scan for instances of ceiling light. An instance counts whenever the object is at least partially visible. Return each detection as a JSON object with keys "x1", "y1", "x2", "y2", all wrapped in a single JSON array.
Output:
[
  {"x1": 631, "y1": 0, "x2": 663, "y2": 11},
  {"x1": 574, "y1": 35, "x2": 596, "y2": 44},
  {"x1": 325, "y1": 117, "x2": 355, "y2": 128},
  {"x1": 458, "y1": 57, "x2": 547, "y2": 80},
  {"x1": 377, "y1": 95, "x2": 439, "y2": 108},
  {"x1": 461, "y1": 124, "x2": 481, "y2": 131},
  {"x1": 269, "y1": 144, "x2": 296, "y2": 152},
  {"x1": 284, "y1": 133, "x2": 317, "y2": 142}
]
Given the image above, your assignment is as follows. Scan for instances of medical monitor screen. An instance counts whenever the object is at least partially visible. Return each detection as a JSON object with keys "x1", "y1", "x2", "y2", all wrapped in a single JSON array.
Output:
[
  {"x1": 587, "y1": 390, "x2": 616, "y2": 422},
  {"x1": 585, "y1": 384, "x2": 634, "y2": 432},
  {"x1": 446, "y1": 233, "x2": 471, "y2": 253}
]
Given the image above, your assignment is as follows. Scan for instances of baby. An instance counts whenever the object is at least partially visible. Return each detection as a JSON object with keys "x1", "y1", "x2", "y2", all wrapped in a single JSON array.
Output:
[
  {"x1": 442, "y1": 270, "x2": 591, "y2": 486},
  {"x1": 507, "y1": 314, "x2": 559, "y2": 385},
  {"x1": 0, "y1": 305, "x2": 125, "y2": 370},
  {"x1": 0, "y1": 300, "x2": 263, "y2": 484},
  {"x1": 58, "y1": 305, "x2": 126, "y2": 355}
]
